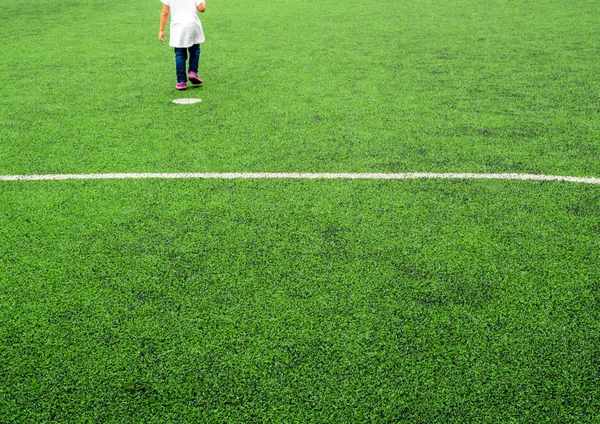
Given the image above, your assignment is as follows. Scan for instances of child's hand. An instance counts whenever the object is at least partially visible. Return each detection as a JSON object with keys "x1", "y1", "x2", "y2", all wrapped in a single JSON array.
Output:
[
  {"x1": 197, "y1": 1, "x2": 206, "y2": 12},
  {"x1": 159, "y1": 4, "x2": 169, "y2": 42}
]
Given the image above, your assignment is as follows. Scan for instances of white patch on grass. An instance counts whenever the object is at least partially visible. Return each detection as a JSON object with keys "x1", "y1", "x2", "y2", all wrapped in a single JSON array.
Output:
[
  {"x1": 172, "y1": 98, "x2": 202, "y2": 104},
  {"x1": 1, "y1": 172, "x2": 599, "y2": 184}
]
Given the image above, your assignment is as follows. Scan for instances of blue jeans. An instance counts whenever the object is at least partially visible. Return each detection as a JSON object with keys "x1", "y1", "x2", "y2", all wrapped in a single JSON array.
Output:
[{"x1": 174, "y1": 44, "x2": 201, "y2": 83}]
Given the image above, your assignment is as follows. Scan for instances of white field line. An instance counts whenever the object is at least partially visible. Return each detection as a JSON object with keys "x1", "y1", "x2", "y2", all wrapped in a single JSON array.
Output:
[{"x1": 0, "y1": 172, "x2": 599, "y2": 184}]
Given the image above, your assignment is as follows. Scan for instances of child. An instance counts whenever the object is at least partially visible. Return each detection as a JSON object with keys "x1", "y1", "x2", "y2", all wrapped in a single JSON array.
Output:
[{"x1": 159, "y1": 0, "x2": 206, "y2": 90}]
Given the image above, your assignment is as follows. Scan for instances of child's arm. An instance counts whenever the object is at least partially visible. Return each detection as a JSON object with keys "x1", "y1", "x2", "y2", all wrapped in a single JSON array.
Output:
[
  {"x1": 158, "y1": 4, "x2": 170, "y2": 42},
  {"x1": 197, "y1": 1, "x2": 206, "y2": 13}
]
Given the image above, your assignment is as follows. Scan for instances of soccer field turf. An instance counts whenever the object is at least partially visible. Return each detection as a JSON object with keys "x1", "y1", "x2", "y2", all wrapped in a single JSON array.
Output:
[{"x1": 1, "y1": 0, "x2": 599, "y2": 421}]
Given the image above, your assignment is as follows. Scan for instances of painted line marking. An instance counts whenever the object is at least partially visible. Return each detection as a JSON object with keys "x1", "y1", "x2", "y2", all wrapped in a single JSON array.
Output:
[
  {"x1": 0, "y1": 172, "x2": 599, "y2": 184},
  {"x1": 172, "y1": 98, "x2": 202, "y2": 104}
]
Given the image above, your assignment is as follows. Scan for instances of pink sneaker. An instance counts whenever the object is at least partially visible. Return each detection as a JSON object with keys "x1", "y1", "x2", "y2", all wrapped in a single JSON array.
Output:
[
  {"x1": 188, "y1": 72, "x2": 203, "y2": 85},
  {"x1": 176, "y1": 82, "x2": 187, "y2": 90}
]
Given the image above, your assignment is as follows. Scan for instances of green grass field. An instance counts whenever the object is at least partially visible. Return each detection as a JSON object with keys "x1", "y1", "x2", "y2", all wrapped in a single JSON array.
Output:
[{"x1": 1, "y1": 0, "x2": 599, "y2": 422}]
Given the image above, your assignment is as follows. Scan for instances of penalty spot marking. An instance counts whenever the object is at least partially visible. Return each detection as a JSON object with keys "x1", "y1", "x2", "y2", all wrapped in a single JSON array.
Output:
[
  {"x1": 1, "y1": 172, "x2": 599, "y2": 184},
  {"x1": 172, "y1": 98, "x2": 202, "y2": 105}
]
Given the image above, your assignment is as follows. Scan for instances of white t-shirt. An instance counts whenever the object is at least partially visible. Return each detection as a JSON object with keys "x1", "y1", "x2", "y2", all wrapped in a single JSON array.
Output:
[{"x1": 161, "y1": 0, "x2": 205, "y2": 48}]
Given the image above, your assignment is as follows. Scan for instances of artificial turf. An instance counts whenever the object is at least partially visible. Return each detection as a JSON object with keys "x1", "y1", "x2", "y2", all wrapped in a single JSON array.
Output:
[
  {"x1": 0, "y1": 0, "x2": 598, "y2": 176},
  {"x1": 1, "y1": 0, "x2": 599, "y2": 422},
  {"x1": 1, "y1": 179, "x2": 600, "y2": 422}
]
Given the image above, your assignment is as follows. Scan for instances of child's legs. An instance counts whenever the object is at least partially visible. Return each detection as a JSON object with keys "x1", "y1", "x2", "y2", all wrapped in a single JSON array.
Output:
[
  {"x1": 174, "y1": 48, "x2": 188, "y2": 83},
  {"x1": 188, "y1": 44, "x2": 201, "y2": 74}
]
